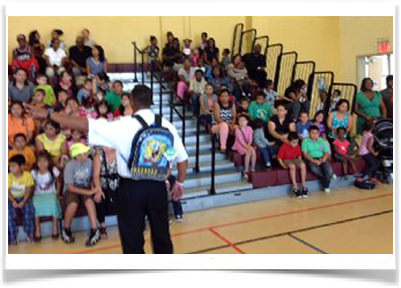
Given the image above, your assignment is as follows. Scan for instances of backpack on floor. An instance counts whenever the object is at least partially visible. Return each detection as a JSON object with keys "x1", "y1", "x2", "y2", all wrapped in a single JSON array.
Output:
[
  {"x1": 128, "y1": 114, "x2": 175, "y2": 181},
  {"x1": 354, "y1": 179, "x2": 376, "y2": 190}
]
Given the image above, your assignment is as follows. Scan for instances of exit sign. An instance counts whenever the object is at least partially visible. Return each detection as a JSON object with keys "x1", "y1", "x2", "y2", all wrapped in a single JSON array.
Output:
[{"x1": 377, "y1": 38, "x2": 391, "y2": 54}]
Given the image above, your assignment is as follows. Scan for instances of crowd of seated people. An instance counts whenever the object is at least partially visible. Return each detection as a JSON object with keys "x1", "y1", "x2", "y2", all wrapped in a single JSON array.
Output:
[{"x1": 7, "y1": 28, "x2": 393, "y2": 247}]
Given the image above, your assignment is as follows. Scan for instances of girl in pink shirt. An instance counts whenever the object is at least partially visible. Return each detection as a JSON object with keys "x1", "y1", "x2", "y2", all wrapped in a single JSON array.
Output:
[
  {"x1": 358, "y1": 121, "x2": 381, "y2": 184},
  {"x1": 232, "y1": 114, "x2": 256, "y2": 180}
]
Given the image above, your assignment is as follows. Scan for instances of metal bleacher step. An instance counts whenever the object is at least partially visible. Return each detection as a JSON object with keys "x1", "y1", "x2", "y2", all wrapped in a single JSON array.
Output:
[
  {"x1": 183, "y1": 170, "x2": 242, "y2": 189},
  {"x1": 187, "y1": 150, "x2": 226, "y2": 165},
  {"x1": 182, "y1": 181, "x2": 253, "y2": 199},
  {"x1": 182, "y1": 160, "x2": 235, "y2": 175},
  {"x1": 172, "y1": 118, "x2": 197, "y2": 127},
  {"x1": 184, "y1": 140, "x2": 212, "y2": 153}
]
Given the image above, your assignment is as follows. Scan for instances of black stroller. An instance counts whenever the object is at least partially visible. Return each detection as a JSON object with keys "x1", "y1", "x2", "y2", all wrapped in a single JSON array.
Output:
[{"x1": 373, "y1": 118, "x2": 393, "y2": 183}]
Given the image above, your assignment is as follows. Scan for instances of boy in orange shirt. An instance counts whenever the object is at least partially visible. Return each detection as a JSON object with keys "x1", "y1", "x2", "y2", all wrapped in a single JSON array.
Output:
[{"x1": 8, "y1": 133, "x2": 36, "y2": 171}]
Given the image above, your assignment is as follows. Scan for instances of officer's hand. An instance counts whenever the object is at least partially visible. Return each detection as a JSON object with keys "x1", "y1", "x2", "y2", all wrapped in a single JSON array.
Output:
[{"x1": 171, "y1": 182, "x2": 184, "y2": 201}]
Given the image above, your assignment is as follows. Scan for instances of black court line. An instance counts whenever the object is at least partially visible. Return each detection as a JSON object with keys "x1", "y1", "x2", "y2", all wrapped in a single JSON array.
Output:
[
  {"x1": 288, "y1": 233, "x2": 328, "y2": 254},
  {"x1": 190, "y1": 209, "x2": 393, "y2": 254}
]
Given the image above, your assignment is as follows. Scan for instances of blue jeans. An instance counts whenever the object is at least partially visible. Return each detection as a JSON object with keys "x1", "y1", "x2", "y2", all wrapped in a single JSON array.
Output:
[{"x1": 259, "y1": 146, "x2": 274, "y2": 166}]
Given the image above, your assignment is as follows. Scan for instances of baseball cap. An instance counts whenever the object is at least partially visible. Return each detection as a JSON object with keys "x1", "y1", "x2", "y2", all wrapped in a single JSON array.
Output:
[{"x1": 69, "y1": 143, "x2": 91, "y2": 158}]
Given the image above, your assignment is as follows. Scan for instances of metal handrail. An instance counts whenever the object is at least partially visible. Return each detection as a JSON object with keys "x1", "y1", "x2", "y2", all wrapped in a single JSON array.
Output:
[
  {"x1": 132, "y1": 41, "x2": 146, "y2": 84},
  {"x1": 168, "y1": 85, "x2": 186, "y2": 147},
  {"x1": 231, "y1": 23, "x2": 244, "y2": 58},
  {"x1": 240, "y1": 28, "x2": 257, "y2": 55}
]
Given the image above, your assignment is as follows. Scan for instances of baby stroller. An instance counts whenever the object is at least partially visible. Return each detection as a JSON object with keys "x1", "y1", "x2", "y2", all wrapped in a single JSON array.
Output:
[{"x1": 373, "y1": 118, "x2": 393, "y2": 183}]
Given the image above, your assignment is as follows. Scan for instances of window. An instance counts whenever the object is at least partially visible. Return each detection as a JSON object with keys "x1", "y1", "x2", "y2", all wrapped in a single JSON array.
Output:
[{"x1": 359, "y1": 53, "x2": 393, "y2": 90}]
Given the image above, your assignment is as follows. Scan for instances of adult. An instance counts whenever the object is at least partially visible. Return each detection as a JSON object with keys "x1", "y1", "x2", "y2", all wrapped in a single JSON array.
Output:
[
  {"x1": 242, "y1": 44, "x2": 267, "y2": 87},
  {"x1": 8, "y1": 68, "x2": 34, "y2": 103},
  {"x1": 28, "y1": 30, "x2": 46, "y2": 75},
  {"x1": 208, "y1": 66, "x2": 232, "y2": 94},
  {"x1": 162, "y1": 32, "x2": 180, "y2": 69},
  {"x1": 86, "y1": 45, "x2": 107, "y2": 76},
  {"x1": 354, "y1": 77, "x2": 387, "y2": 135},
  {"x1": 54, "y1": 71, "x2": 78, "y2": 98},
  {"x1": 380, "y1": 75, "x2": 393, "y2": 119},
  {"x1": 176, "y1": 59, "x2": 192, "y2": 101},
  {"x1": 69, "y1": 36, "x2": 92, "y2": 77},
  {"x1": 197, "y1": 32, "x2": 208, "y2": 55},
  {"x1": 46, "y1": 29, "x2": 66, "y2": 51},
  {"x1": 268, "y1": 102, "x2": 296, "y2": 152},
  {"x1": 93, "y1": 146, "x2": 118, "y2": 238},
  {"x1": 26, "y1": 85, "x2": 188, "y2": 254},
  {"x1": 82, "y1": 28, "x2": 96, "y2": 48},
  {"x1": 211, "y1": 89, "x2": 237, "y2": 152},
  {"x1": 226, "y1": 54, "x2": 252, "y2": 99},
  {"x1": 11, "y1": 34, "x2": 39, "y2": 80},
  {"x1": 203, "y1": 38, "x2": 219, "y2": 65},
  {"x1": 327, "y1": 99, "x2": 354, "y2": 140},
  {"x1": 44, "y1": 38, "x2": 67, "y2": 78},
  {"x1": 289, "y1": 79, "x2": 310, "y2": 121},
  {"x1": 105, "y1": 80, "x2": 124, "y2": 113}
]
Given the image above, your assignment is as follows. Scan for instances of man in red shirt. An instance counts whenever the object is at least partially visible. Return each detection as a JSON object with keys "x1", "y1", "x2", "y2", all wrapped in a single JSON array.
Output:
[{"x1": 277, "y1": 132, "x2": 308, "y2": 198}]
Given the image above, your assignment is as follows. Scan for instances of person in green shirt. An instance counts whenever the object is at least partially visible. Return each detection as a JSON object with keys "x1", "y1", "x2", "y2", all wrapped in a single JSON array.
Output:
[
  {"x1": 105, "y1": 80, "x2": 124, "y2": 112},
  {"x1": 248, "y1": 92, "x2": 273, "y2": 122},
  {"x1": 302, "y1": 125, "x2": 334, "y2": 193},
  {"x1": 354, "y1": 77, "x2": 387, "y2": 135},
  {"x1": 35, "y1": 74, "x2": 56, "y2": 106}
]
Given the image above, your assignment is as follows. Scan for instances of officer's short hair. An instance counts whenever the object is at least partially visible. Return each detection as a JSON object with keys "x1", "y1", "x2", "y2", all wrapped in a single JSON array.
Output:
[{"x1": 131, "y1": 85, "x2": 152, "y2": 108}]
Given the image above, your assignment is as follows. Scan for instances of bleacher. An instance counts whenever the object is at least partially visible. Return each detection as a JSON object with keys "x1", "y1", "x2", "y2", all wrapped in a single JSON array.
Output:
[{"x1": 14, "y1": 22, "x2": 365, "y2": 240}]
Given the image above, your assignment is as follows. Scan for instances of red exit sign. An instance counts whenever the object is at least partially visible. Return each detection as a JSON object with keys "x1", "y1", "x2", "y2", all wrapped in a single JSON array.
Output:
[{"x1": 377, "y1": 38, "x2": 391, "y2": 54}]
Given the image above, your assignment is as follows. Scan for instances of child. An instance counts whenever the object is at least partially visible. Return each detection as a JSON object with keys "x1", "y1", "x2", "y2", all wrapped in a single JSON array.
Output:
[
  {"x1": 278, "y1": 132, "x2": 308, "y2": 198},
  {"x1": 31, "y1": 89, "x2": 47, "y2": 134},
  {"x1": 166, "y1": 175, "x2": 184, "y2": 222},
  {"x1": 189, "y1": 69, "x2": 207, "y2": 116},
  {"x1": 237, "y1": 97, "x2": 250, "y2": 116},
  {"x1": 54, "y1": 89, "x2": 69, "y2": 112},
  {"x1": 191, "y1": 48, "x2": 201, "y2": 67},
  {"x1": 333, "y1": 127, "x2": 358, "y2": 179},
  {"x1": 221, "y1": 48, "x2": 231, "y2": 70},
  {"x1": 8, "y1": 155, "x2": 35, "y2": 244},
  {"x1": 316, "y1": 90, "x2": 330, "y2": 116},
  {"x1": 199, "y1": 84, "x2": 217, "y2": 126},
  {"x1": 92, "y1": 100, "x2": 113, "y2": 120},
  {"x1": 231, "y1": 114, "x2": 256, "y2": 180},
  {"x1": 248, "y1": 92, "x2": 273, "y2": 134},
  {"x1": 62, "y1": 143, "x2": 100, "y2": 246},
  {"x1": 253, "y1": 118, "x2": 274, "y2": 168},
  {"x1": 9, "y1": 133, "x2": 36, "y2": 171},
  {"x1": 296, "y1": 110, "x2": 312, "y2": 140},
  {"x1": 302, "y1": 125, "x2": 334, "y2": 193},
  {"x1": 35, "y1": 74, "x2": 56, "y2": 106},
  {"x1": 77, "y1": 78, "x2": 93, "y2": 105},
  {"x1": 358, "y1": 121, "x2": 381, "y2": 184},
  {"x1": 31, "y1": 151, "x2": 62, "y2": 241},
  {"x1": 330, "y1": 89, "x2": 341, "y2": 111},
  {"x1": 264, "y1": 79, "x2": 279, "y2": 109},
  {"x1": 147, "y1": 36, "x2": 160, "y2": 68},
  {"x1": 67, "y1": 129, "x2": 88, "y2": 150},
  {"x1": 313, "y1": 110, "x2": 327, "y2": 139}
]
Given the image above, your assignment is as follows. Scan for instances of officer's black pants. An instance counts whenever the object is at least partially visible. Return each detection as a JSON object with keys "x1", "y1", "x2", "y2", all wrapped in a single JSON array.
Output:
[{"x1": 116, "y1": 178, "x2": 173, "y2": 254}]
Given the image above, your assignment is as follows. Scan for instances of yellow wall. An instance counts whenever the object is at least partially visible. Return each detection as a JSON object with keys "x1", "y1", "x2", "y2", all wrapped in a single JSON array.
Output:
[
  {"x1": 8, "y1": 16, "x2": 393, "y2": 86},
  {"x1": 252, "y1": 16, "x2": 340, "y2": 77},
  {"x1": 338, "y1": 16, "x2": 393, "y2": 84}
]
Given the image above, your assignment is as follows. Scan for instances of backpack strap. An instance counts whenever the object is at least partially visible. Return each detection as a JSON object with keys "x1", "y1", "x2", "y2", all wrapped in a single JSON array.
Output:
[
  {"x1": 154, "y1": 114, "x2": 162, "y2": 127},
  {"x1": 134, "y1": 115, "x2": 149, "y2": 129}
]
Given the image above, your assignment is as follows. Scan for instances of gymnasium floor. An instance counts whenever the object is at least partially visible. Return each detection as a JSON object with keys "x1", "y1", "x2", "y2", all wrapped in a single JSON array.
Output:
[{"x1": 8, "y1": 184, "x2": 393, "y2": 254}]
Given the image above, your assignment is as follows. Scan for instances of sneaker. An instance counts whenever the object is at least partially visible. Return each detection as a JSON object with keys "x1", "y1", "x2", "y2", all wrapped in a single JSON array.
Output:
[
  {"x1": 332, "y1": 174, "x2": 337, "y2": 180},
  {"x1": 168, "y1": 217, "x2": 173, "y2": 225},
  {"x1": 344, "y1": 175, "x2": 349, "y2": 180},
  {"x1": 61, "y1": 228, "x2": 75, "y2": 244},
  {"x1": 293, "y1": 188, "x2": 303, "y2": 198},
  {"x1": 324, "y1": 188, "x2": 331, "y2": 193},
  {"x1": 175, "y1": 215, "x2": 183, "y2": 223},
  {"x1": 85, "y1": 229, "x2": 100, "y2": 246},
  {"x1": 25, "y1": 233, "x2": 33, "y2": 244},
  {"x1": 265, "y1": 163, "x2": 272, "y2": 169},
  {"x1": 243, "y1": 172, "x2": 249, "y2": 180},
  {"x1": 302, "y1": 187, "x2": 309, "y2": 198}
]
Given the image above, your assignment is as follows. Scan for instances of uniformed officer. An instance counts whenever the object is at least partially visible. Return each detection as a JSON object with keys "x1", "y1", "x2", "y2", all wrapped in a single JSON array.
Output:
[{"x1": 25, "y1": 85, "x2": 188, "y2": 254}]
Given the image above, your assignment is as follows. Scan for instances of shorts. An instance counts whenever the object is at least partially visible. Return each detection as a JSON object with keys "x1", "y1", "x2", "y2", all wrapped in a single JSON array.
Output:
[
  {"x1": 65, "y1": 191, "x2": 92, "y2": 206},
  {"x1": 283, "y1": 158, "x2": 303, "y2": 167}
]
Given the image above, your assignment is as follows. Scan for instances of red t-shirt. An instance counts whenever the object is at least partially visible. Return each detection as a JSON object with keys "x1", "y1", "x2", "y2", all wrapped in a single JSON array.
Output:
[
  {"x1": 333, "y1": 139, "x2": 350, "y2": 155},
  {"x1": 277, "y1": 143, "x2": 302, "y2": 160}
]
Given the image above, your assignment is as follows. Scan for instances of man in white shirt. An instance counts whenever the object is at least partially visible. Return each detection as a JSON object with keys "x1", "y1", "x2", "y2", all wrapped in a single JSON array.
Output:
[
  {"x1": 45, "y1": 38, "x2": 67, "y2": 78},
  {"x1": 25, "y1": 85, "x2": 188, "y2": 254}
]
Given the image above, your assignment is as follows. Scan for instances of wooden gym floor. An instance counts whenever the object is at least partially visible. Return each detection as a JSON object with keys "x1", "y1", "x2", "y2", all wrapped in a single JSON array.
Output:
[{"x1": 8, "y1": 184, "x2": 393, "y2": 254}]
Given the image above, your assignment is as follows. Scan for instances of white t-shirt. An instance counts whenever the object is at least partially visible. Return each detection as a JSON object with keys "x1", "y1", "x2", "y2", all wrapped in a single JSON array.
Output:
[
  {"x1": 31, "y1": 167, "x2": 60, "y2": 195},
  {"x1": 45, "y1": 47, "x2": 66, "y2": 66},
  {"x1": 88, "y1": 109, "x2": 188, "y2": 178}
]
